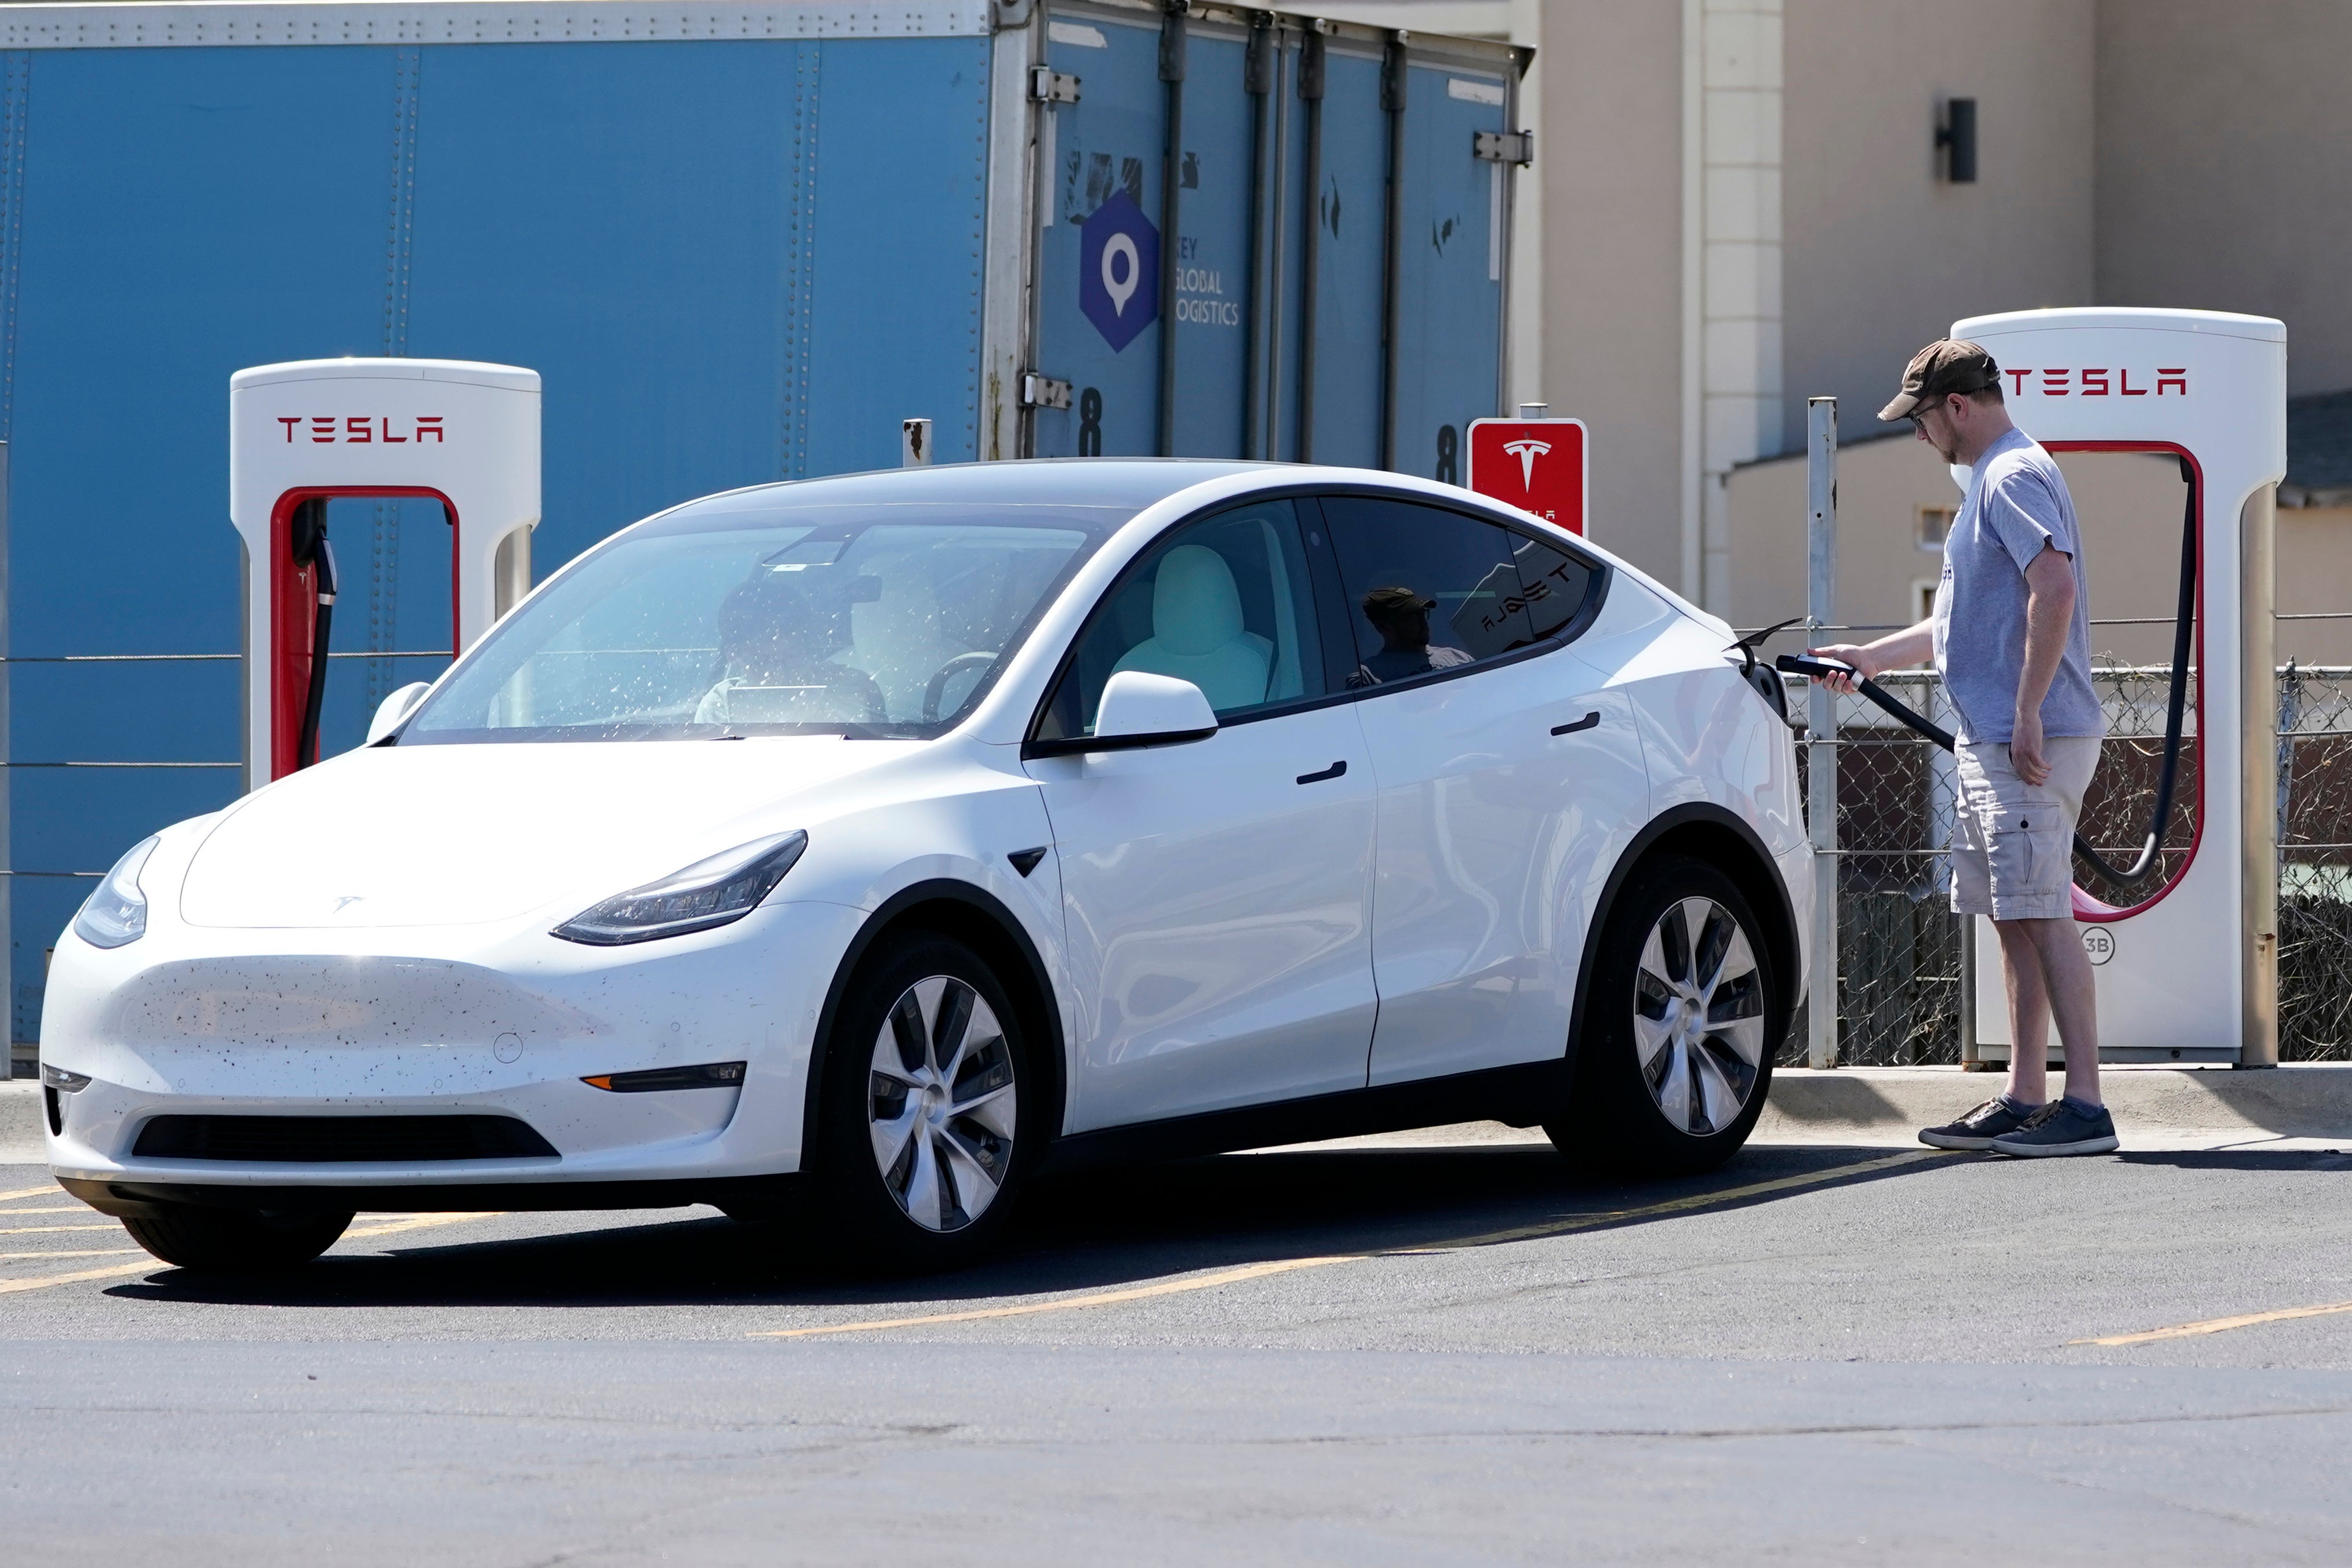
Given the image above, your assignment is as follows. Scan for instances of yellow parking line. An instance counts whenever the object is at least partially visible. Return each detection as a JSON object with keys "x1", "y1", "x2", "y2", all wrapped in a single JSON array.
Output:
[
  {"x1": 755, "y1": 1256, "x2": 1359, "y2": 1338},
  {"x1": 1402, "y1": 1148, "x2": 1950, "y2": 1252},
  {"x1": 2075, "y1": 1299, "x2": 2352, "y2": 1347},
  {"x1": 754, "y1": 1148, "x2": 1952, "y2": 1340},
  {"x1": 0, "y1": 1185, "x2": 62, "y2": 1202},
  {"x1": 0, "y1": 1261, "x2": 157, "y2": 1294},
  {"x1": 0, "y1": 1249, "x2": 141, "y2": 1259},
  {"x1": 0, "y1": 1206, "x2": 94, "y2": 1214},
  {"x1": 0, "y1": 1212, "x2": 504, "y2": 1296},
  {"x1": 343, "y1": 1212, "x2": 504, "y2": 1241},
  {"x1": 0, "y1": 1224, "x2": 115, "y2": 1235}
]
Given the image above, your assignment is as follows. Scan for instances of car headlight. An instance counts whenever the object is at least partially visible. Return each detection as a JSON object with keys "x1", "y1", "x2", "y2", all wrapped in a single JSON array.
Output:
[
  {"x1": 72, "y1": 835, "x2": 159, "y2": 949},
  {"x1": 551, "y1": 831, "x2": 808, "y2": 946}
]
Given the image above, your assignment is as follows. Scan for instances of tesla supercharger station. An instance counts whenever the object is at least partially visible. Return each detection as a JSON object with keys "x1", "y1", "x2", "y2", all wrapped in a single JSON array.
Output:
[
  {"x1": 230, "y1": 358, "x2": 540, "y2": 790},
  {"x1": 1953, "y1": 308, "x2": 2285, "y2": 1066}
]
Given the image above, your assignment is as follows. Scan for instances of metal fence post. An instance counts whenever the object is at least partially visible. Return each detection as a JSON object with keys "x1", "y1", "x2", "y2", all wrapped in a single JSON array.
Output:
[
  {"x1": 2240, "y1": 483, "x2": 2280, "y2": 1065},
  {"x1": 1806, "y1": 397, "x2": 1838, "y2": 1069}
]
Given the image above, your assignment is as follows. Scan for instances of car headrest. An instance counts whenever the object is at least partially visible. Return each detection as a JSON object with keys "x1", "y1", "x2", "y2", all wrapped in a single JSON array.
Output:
[{"x1": 1151, "y1": 545, "x2": 1246, "y2": 657}]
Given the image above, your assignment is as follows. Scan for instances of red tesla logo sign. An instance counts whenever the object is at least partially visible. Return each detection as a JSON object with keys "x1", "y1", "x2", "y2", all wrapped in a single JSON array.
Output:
[
  {"x1": 2003, "y1": 368, "x2": 2187, "y2": 397},
  {"x1": 275, "y1": 416, "x2": 446, "y2": 443},
  {"x1": 1467, "y1": 417, "x2": 1588, "y2": 535}
]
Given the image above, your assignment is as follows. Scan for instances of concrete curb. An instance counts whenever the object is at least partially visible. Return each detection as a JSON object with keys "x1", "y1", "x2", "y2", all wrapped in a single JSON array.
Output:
[{"x1": 1760, "y1": 1064, "x2": 2352, "y2": 1142}]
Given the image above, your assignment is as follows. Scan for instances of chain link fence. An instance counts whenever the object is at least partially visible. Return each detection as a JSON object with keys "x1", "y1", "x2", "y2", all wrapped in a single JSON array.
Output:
[
  {"x1": 1774, "y1": 659, "x2": 2352, "y2": 1065},
  {"x1": 2278, "y1": 665, "x2": 2352, "y2": 1061}
]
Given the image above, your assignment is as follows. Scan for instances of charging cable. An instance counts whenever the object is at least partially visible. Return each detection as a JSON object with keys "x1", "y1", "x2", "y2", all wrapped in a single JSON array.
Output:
[{"x1": 1775, "y1": 651, "x2": 2177, "y2": 887}]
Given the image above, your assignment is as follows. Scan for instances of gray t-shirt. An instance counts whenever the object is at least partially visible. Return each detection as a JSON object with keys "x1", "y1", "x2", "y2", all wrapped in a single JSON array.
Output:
[{"x1": 1930, "y1": 426, "x2": 2104, "y2": 745}]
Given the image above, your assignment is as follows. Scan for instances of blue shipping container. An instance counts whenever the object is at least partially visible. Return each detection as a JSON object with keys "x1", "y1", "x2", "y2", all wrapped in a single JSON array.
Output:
[{"x1": 0, "y1": 0, "x2": 1526, "y2": 1054}]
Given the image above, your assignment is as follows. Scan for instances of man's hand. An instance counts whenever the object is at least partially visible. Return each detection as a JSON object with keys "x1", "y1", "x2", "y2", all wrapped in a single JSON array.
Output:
[
  {"x1": 2011, "y1": 707, "x2": 2049, "y2": 785},
  {"x1": 1803, "y1": 643, "x2": 1880, "y2": 696},
  {"x1": 1799, "y1": 621, "x2": 1935, "y2": 696}
]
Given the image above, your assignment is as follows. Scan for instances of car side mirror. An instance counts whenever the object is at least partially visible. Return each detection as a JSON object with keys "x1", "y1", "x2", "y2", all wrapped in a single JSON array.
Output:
[
  {"x1": 1023, "y1": 671, "x2": 1219, "y2": 758},
  {"x1": 1095, "y1": 670, "x2": 1219, "y2": 745},
  {"x1": 1059, "y1": 670, "x2": 1219, "y2": 754},
  {"x1": 366, "y1": 681, "x2": 434, "y2": 745}
]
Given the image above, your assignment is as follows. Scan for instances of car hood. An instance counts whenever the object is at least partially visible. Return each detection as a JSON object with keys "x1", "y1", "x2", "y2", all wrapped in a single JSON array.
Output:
[{"x1": 177, "y1": 738, "x2": 908, "y2": 929}]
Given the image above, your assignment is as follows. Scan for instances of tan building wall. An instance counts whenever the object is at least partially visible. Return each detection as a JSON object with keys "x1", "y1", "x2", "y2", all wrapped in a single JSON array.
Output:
[
  {"x1": 2278, "y1": 508, "x2": 2352, "y2": 667},
  {"x1": 1533, "y1": 0, "x2": 1687, "y2": 587},
  {"x1": 2096, "y1": 0, "x2": 2352, "y2": 397},
  {"x1": 1727, "y1": 436, "x2": 2352, "y2": 667},
  {"x1": 1781, "y1": 0, "x2": 2095, "y2": 450},
  {"x1": 1312, "y1": 0, "x2": 2351, "y2": 630}
]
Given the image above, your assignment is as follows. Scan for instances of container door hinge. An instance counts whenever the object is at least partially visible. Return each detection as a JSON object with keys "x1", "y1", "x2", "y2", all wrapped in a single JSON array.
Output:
[
  {"x1": 1474, "y1": 129, "x2": 1535, "y2": 166},
  {"x1": 1020, "y1": 372, "x2": 1073, "y2": 410},
  {"x1": 992, "y1": 0, "x2": 1036, "y2": 29},
  {"x1": 1028, "y1": 66, "x2": 1081, "y2": 105}
]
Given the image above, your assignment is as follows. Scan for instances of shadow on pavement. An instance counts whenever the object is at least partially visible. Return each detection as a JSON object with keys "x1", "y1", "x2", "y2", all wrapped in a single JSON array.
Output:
[
  {"x1": 2114, "y1": 1147, "x2": 2352, "y2": 1172},
  {"x1": 101, "y1": 1140, "x2": 1964, "y2": 1314}
]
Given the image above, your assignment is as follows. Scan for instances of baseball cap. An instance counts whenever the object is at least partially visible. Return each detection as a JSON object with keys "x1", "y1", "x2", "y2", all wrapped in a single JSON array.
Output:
[
  {"x1": 1362, "y1": 585, "x2": 1436, "y2": 617},
  {"x1": 1879, "y1": 339, "x2": 2001, "y2": 423}
]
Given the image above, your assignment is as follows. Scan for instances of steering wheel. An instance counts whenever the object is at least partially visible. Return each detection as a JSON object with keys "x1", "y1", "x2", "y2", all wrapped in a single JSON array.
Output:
[{"x1": 922, "y1": 652, "x2": 998, "y2": 723}]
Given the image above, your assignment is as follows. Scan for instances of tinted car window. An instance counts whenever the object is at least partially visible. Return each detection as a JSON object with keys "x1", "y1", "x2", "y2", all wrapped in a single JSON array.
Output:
[
  {"x1": 1511, "y1": 533, "x2": 1599, "y2": 641},
  {"x1": 1034, "y1": 499, "x2": 1327, "y2": 740},
  {"x1": 1319, "y1": 497, "x2": 1597, "y2": 687}
]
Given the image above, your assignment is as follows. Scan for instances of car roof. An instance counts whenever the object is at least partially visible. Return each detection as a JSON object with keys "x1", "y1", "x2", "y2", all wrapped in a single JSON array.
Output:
[{"x1": 670, "y1": 459, "x2": 1280, "y2": 518}]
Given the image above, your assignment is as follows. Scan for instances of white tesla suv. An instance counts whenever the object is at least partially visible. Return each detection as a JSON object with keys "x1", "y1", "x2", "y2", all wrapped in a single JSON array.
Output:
[{"x1": 42, "y1": 461, "x2": 1810, "y2": 1273}]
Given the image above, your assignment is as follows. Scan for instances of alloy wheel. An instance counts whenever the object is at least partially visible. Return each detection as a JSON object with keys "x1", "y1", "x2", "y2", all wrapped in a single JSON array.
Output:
[
  {"x1": 1632, "y1": 896, "x2": 1766, "y2": 1136},
  {"x1": 867, "y1": 975, "x2": 1018, "y2": 1232}
]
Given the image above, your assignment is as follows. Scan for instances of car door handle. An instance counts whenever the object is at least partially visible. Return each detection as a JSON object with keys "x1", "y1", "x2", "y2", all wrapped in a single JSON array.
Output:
[
  {"x1": 1295, "y1": 760, "x2": 1348, "y2": 785},
  {"x1": 1551, "y1": 711, "x2": 1602, "y2": 737}
]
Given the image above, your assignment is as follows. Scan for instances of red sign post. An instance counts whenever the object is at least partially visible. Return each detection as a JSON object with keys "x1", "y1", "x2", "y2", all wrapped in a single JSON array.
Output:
[{"x1": 1466, "y1": 417, "x2": 1588, "y2": 535}]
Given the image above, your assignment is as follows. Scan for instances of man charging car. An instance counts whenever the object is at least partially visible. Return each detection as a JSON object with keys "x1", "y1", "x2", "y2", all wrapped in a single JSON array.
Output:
[{"x1": 1809, "y1": 339, "x2": 2117, "y2": 1158}]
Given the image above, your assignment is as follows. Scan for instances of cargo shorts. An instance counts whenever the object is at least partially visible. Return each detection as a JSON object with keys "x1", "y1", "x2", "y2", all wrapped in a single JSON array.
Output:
[{"x1": 1951, "y1": 736, "x2": 2102, "y2": 922}]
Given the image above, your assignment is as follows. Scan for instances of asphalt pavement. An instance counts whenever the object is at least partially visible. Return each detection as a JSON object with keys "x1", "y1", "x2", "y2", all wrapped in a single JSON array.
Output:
[{"x1": 6, "y1": 1131, "x2": 2352, "y2": 1563}]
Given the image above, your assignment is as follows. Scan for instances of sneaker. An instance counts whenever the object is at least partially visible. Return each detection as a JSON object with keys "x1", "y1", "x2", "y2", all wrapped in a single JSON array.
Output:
[
  {"x1": 1918, "y1": 1096, "x2": 2041, "y2": 1151},
  {"x1": 1989, "y1": 1097, "x2": 2120, "y2": 1158}
]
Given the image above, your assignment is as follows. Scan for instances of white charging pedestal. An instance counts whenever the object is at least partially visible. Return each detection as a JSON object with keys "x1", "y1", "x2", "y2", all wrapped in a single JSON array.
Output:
[
  {"x1": 1952, "y1": 308, "x2": 2285, "y2": 1066},
  {"x1": 229, "y1": 359, "x2": 541, "y2": 790}
]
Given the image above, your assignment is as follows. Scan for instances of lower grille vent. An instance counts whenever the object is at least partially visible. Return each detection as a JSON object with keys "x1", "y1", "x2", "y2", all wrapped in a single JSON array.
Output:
[{"x1": 133, "y1": 1114, "x2": 559, "y2": 1163}]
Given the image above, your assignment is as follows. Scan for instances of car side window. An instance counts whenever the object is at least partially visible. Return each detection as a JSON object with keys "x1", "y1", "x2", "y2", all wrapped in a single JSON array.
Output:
[
  {"x1": 1032, "y1": 499, "x2": 1328, "y2": 741},
  {"x1": 1317, "y1": 497, "x2": 1599, "y2": 687},
  {"x1": 1511, "y1": 532, "x2": 1600, "y2": 642}
]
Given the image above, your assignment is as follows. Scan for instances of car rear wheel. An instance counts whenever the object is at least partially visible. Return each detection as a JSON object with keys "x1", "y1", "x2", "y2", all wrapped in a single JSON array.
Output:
[
  {"x1": 119, "y1": 1205, "x2": 354, "y2": 1273},
  {"x1": 1548, "y1": 855, "x2": 1779, "y2": 1176},
  {"x1": 812, "y1": 933, "x2": 1035, "y2": 1272}
]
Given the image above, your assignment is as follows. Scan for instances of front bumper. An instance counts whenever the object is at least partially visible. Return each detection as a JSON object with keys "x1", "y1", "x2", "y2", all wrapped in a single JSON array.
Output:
[{"x1": 39, "y1": 898, "x2": 865, "y2": 1198}]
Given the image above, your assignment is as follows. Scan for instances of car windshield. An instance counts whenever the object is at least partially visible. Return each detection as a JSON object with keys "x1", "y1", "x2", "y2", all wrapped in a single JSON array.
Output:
[{"x1": 399, "y1": 497, "x2": 1116, "y2": 743}]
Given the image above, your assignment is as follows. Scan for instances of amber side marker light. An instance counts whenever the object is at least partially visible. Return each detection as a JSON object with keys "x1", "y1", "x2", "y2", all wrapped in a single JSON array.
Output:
[{"x1": 582, "y1": 1061, "x2": 748, "y2": 1093}]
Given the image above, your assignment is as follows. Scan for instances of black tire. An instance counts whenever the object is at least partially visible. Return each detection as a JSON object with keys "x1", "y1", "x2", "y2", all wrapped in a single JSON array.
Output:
[
  {"x1": 120, "y1": 1205, "x2": 354, "y2": 1273},
  {"x1": 810, "y1": 933, "x2": 1039, "y2": 1273},
  {"x1": 1548, "y1": 854, "x2": 1782, "y2": 1176}
]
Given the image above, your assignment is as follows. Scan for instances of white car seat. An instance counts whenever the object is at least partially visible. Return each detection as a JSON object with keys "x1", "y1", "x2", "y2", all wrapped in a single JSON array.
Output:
[{"x1": 1110, "y1": 544, "x2": 1272, "y2": 712}]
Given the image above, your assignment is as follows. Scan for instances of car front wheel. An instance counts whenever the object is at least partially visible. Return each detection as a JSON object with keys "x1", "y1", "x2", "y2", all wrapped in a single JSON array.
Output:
[
  {"x1": 813, "y1": 933, "x2": 1035, "y2": 1272},
  {"x1": 1549, "y1": 854, "x2": 1779, "y2": 1175}
]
